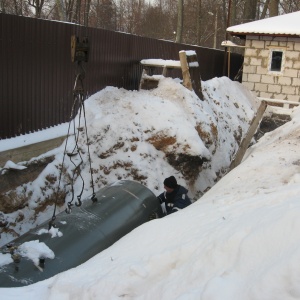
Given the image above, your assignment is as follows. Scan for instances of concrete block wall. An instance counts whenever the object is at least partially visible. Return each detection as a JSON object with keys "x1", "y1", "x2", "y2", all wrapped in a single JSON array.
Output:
[{"x1": 242, "y1": 36, "x2": 300, "y2": 102}]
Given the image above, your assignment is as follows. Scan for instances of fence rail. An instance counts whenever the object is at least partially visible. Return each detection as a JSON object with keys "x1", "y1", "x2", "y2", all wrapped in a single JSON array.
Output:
[{"x1": 0, "y1": 13, "x2": 243, "y2": 139}]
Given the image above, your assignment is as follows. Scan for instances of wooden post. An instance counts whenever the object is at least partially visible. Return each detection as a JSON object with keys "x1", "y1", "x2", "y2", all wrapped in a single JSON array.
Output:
[
  {"x1": 230, "y1": 101, "x2": 268, "y2": 170},
  {"x1": 179, "y1": 51, "x2": 193, "y2": 91},
  {"x1": 187, "y1": 51, "x2": 203, "y2": 100}
]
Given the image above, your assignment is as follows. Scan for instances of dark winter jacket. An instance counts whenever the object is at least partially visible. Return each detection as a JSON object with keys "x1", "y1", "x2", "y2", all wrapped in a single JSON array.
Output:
[{"x1": 157, "y1": 185, "x2": 191, "y2": 215}]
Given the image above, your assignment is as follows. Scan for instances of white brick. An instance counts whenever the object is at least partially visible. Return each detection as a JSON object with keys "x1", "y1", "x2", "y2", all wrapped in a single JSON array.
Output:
[
  {"x1": 245, "y1": 40, "x2": 252, "y2": 47},
  {"x1": 251, "y1": 40, "x2": 265, "y2": 49},
  {"x1": 260, "y1": 92, "x2": 273, "y2": 98},
  {"x1": 261, "y1": 75, "x2": 275, "y2": 84},
  {"x1": 278, "y1": 77, "x2": 292, "y2": 85},
  {"x1": 286, "y1": 42, "x2": 294, "y2": 51},
  {"x1": 261, "y1": 58, "x2": 269, "y2": 68},
  {"x1": 257, "y1": 66, "x2": 267, "y2": 75},
  {"x1": 284, "y1": 60, "x2": 293, "y2": 68},
  {"x1": 243, "y1": 65, "x2": 257, "y2": 74},
  {"x1": 286, "y1": 94, "x2": 300, "y2": 102},
  {"x1": 285, "y1": 51, "x2": 300, "y2": 60},
  {"x1": 258, "y1": 49, "x2": 269, "y2": 57},
  {"x1": 243, "y1": 56, "x2": 250, "y2": 65},
  {"x1": 245, "y1": 48, "x2": 258, "y2": 56},
  {"x1": 248, "y1": 74, "x2": 261, "y2": 83},
  {"x1": 274, "y1": 94, "x2": 287, "y2": 100},
  {"x1": 268, "y1": 84, "x2": 281, "y2": 93},
  {"x1": 284, "y1": 69, "x2": 298, "y2": 78},
  {"x1": 293, "y1": 61, "x2": 300, "y2": 69},
  {"x1": 250, "y1": 57, "x2": 262, "y2": 66},
  {"x1": 282, "y1": 86, "x2": 296, "y2": 95},
  {"x1": 255, "y1": 83, "x2": 268, "y2": 92},
  {"x1": 242, "y1": 73, "x2": 248, "y2": 82},
  {"x1": 294, "y1": 43, "x2": 300, "y2": 51},
  {"x1": 266, "y1": 41, "x2": 279, "y2": 47},
  {"x1": 242, "y1": 81, "x2": 254, "y2": 90},
  {"x1": 292, "y1": 78, "x2": 300, "y2": 87}
]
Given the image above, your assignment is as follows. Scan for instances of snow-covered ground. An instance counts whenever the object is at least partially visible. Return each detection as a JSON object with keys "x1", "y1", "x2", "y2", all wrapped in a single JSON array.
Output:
[
  {"x1": 1, "y1": 76, "x2": 300, "y2": 299},
  {"x1": 0, "y1": 76, "x2": 257, "y2": 245}
]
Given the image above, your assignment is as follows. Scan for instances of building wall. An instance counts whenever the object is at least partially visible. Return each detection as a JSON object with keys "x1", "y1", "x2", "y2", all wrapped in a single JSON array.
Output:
[{"x1": 242, "y1": 35, "x2": 300, "y2": 102}]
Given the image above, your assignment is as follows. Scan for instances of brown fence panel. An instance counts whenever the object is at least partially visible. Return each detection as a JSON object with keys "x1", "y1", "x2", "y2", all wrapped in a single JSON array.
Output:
[{"x1": 0, "y1": 13, "x2": 243, "y2": 139}]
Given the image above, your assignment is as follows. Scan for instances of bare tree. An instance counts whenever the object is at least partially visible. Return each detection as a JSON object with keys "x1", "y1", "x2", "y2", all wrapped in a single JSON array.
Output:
[
  {"x1": 0, "y1": 0, "x2": 8, "y2": 13},
  {"x1": 56, "y1": 0, "x2": 67, "y2": 21},
  {"x1": 1, "y1": 0, "x2": 28, "y2": 15},
  {"x1": 175, "y1": 0, "x2": 183, "y2": 43},
  {"x1": 269, "y1": 0, "x2": 279, "y2": 16},
  {"x1": 28, "y1": 0, "x2": 45, "y2": 18},
  {"x1": 3, "y1": 0, "x2": 300, "y2": 50},
  {"x1": 196, "y1": 0, "x2": 202, "y2": 44},
  {"x1": 260, "y1": 0, "x2": 271, "y2": 19},
  {"x1": 243, "y1": 0, "x2": 257, "y2": 22},
  {"x1": 280, "y1": 0, "x2": 300, "y2": 13}
]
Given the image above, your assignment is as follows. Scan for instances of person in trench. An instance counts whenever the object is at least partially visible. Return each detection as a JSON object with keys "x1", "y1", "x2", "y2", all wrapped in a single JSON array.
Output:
[{"x1": 157, "y1": 176, "x2": 191, "y2": 215}]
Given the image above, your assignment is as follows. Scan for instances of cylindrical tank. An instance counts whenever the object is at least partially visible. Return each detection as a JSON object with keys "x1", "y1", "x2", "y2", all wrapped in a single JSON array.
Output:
[{"x1": 0, "y1": 180, "x2": 162, "y2": 287}]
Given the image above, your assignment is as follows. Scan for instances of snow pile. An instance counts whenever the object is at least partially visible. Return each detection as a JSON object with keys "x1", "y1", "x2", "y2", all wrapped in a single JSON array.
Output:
[
  {"x1": 18, "y1": 240, "x2": 55, "y2": 266},
  {"x1": 1, "y1": 76, "x2": 300, "y2": 298},
  {"x1": 0, "y1": 76, "x2": 257, "y2": 246},
  {"x1": 3, "y1": 160, "x2": 27, "y2": 171}
]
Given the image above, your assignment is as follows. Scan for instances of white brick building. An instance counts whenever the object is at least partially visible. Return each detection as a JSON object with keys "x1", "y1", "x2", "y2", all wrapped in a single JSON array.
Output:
[{"x1": 227, "y1": 11, "x2": 300, "y2": 103}]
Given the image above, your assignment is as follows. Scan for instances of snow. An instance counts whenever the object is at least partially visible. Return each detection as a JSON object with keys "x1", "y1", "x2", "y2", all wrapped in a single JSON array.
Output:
[
  {"x1": 0, "y1": 253, "x2": 13, "y2": 267},
  {"x1": 1, "y1": 76, "x2": 300, "y2": 299},
  {"x1": 37, "y1": 227, "x2": 63, "y2": 238},
  {"x1": 3, "y1": 160, "x2": 27, "y2": 170},
  {"x1": 140, "y1": 59, "x2": 181, "y2": 68},
  {"x1": 0, "y1": 123, "x2": 70, "y2": 152},
  {"x1": 227, "y1": 11, "x2": 300, "y2": 36},
  {"x1": 18, "y1": 240, "x2": 55, "y2": 267}
]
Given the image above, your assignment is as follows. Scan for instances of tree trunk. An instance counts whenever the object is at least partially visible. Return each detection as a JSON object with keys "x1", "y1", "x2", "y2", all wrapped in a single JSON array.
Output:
[
  {"x1": 269, "y1": 0, "x2": 279, "y2": 17},
  {"x1": 175, "y1": 0, "x2": 183, "y2": 43},
  {"x1": 83, "y1": 0, "x2": 91, "y2": 27},
  {"x1": 196, "y1": 0, "x2": 201, "y2": 45},
  {"x1": 56, "y1": 0, "x2": 67, "y2": 21},
  {"x1": 260, "y1": 0, "x2": 271, "y2": 19},
  {"x1": 243, "y1": 0, "x2": 256, "y2": 22},
  {"x1": 230, "y1": 0, "x2": 236, "y2": 25}
]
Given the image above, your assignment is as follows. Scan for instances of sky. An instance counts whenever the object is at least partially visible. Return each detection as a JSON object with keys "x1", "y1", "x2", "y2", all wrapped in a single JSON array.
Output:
[{"x1": 0, "y1": 75, "x2": 300, "y2": 299}]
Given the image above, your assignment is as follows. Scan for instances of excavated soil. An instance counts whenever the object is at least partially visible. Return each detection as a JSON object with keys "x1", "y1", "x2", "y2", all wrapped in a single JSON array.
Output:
[
  {"x1": 254, "y1": 113, "x2": 291, "y2": 141},
  {"x1": 0, "y1": 156, "x2": 55, "y2": 195}
]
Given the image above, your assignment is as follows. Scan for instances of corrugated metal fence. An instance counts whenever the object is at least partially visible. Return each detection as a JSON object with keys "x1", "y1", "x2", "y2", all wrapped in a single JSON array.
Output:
[{"x1": 0, "y1": 13, "x2": 243, "y2": 139}]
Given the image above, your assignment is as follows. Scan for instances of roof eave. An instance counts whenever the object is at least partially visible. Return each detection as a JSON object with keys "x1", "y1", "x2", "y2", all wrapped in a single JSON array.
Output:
[{"x1": 228, "y1": 32, "x2": 300, "y2": 40}]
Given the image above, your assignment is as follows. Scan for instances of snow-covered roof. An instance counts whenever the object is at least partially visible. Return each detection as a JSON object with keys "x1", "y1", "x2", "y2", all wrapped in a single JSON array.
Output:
[{"x1": 227, "y1": 11, "x2": 300, "y2": 38}]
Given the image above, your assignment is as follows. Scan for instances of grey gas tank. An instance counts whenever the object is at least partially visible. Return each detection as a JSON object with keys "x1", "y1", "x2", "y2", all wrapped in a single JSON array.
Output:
[{"x1": 0, "y1": 180, "x2": 162, "y2": 287}]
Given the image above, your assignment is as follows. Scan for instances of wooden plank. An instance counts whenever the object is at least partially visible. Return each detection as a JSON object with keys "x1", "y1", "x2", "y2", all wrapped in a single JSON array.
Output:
[
  {"x1": 258, "y1": 97, "x2": 300, "y2": 106},
  {"x1": 179, "y1": 51, "x2": 193, "y2": 91},
  {"x1": 185, "y1": 51, "x2": 203, "y2": 99},
  {"x1": 230, "y1": 101, "x2": 268, "y2": 171}
]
